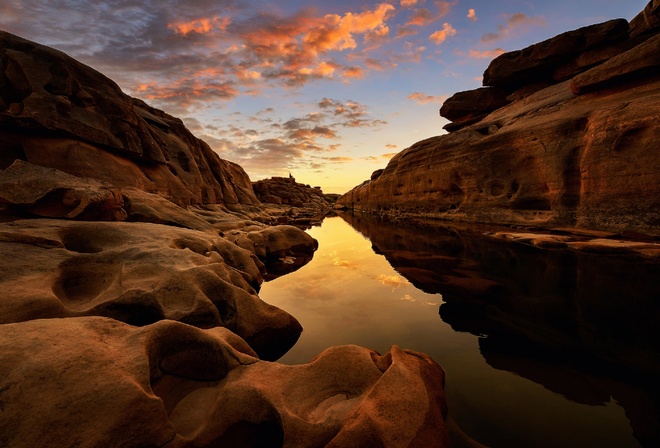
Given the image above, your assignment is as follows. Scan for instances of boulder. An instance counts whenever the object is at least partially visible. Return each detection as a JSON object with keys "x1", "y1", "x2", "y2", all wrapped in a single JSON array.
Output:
[
  {"x1": 439, "y1": 87, "x2": 509, "y2": 125},
  {"x1": 0, "y1": 160, "x2": 127, "y2": 221},
  {"x1": 0, "y1": 31, "x2": 258, "y2": 206},
  {"x1": 0, "y1": 219, "x2": 303, "y2": 360},
  {"x1": 630, "y1": 0, "x2": 660, "y2": 38},
  {"x1": 570, "y1": 33, "x2": 660, "y2": 94},
  {"x1": 0, "y1": 317, "x2": 450, "y2": 448},
  {"x1": 483, "y1": 19, "x2": 629, "y2": 88}
]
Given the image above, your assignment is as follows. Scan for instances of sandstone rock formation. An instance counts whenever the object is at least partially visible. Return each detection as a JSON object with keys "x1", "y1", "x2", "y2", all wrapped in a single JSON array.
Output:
[
  {"x1": 0, "y1": 317, "x2": 449, "y2": 448},
  {"x1": 0, "y1": 28, "x2": 453, "y2": 447},
  {"x1": 340, "y1": 4, "x2": 660, "y2": 236},
  {"x1": 253, "y1": 176, "x2": 338, "y2": 227},
  {"x1": 0, "y1": 31, "x2": 257, "y2": 207}
]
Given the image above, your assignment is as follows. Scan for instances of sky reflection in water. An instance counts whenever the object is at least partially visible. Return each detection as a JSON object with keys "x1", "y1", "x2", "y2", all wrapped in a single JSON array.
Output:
[{"x1": 260, "y1": 216, "x2": 649, "y2": 448}]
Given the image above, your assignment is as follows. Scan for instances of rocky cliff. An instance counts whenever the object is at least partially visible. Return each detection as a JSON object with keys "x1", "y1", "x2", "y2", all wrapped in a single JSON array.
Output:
[
  {"x1": 339, "y1": 2, "x2": 660, "y2": 236},
  {"x1": 0, "y1": 31, "x2": 257, "y2": 207},
  {"x1": 0, "y1": 30, "x2": 452, "y2": 447}
]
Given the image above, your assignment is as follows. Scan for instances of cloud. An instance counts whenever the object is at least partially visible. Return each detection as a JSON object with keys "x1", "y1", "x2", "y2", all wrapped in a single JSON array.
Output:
[
  {"x1": 400, "y1": 0, "x2": 420, "y2": 8},
  {"x1": 464, "y1": 48, "x2": 506, "y2": 59},
  {"x1": 377, "y1": 274, "x2": 411, "y2": 289},
  {"x1": 407, "y1": 92, "x2": 447, "y2": 104},
  {"x1": 481, "y1": 13, "x2": 545, "y2": 42},
  {"x1": 435, "y1": 1, "x2": 457, "y2": 18},
  {"x1": 198, "y1": 97, "x2": 385, "y2": 178},
  {"x1": 382, "y1": 152, "x2": 398, "y2": 158},
  {"x1": 467, "y1": 8, "x2": 477, "y2": 21},
  {"x1": 404, "y1": 8, "x2": 435, "y2": 27},
  {"x1": 0, "y1": 1, "x2": 403, "y2": 113},
  {"x1": 169, "y1": 16, "x2": 231, "y2": 36},
  {"x1": 429, "y1": 22, "x2": 456, "y2": 44}
]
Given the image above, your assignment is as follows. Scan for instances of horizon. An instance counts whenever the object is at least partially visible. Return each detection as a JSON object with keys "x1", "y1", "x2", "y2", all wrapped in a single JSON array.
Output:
[{"x1": 0, "y1": 0, "x2": 649, "y2": 194}]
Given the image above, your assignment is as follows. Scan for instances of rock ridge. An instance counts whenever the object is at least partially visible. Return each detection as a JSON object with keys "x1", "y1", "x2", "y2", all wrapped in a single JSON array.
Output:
[{"x1": 339, "y1": 1, "x2": 660, "y2": 237}]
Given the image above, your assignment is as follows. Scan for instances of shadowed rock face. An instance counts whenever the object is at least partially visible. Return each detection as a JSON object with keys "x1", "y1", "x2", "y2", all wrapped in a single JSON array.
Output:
[
  {"x1": 340, "y1": 7, "x2": 660, "y2": 236},
  {"x1": 0, "y1": 30, "x2": 257, "y2": 207},
  {"x1": 340, "y1": 211, "x2": 660, "y2": 447},
  {"x1": 0, "y1": 317, "x2": 449, "y2": 448}
]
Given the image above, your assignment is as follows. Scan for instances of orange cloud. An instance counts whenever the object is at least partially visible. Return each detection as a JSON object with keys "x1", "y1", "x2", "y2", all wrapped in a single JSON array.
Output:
[
  {"x1": 302, "y1": 3, "x2": 395, "y2": 53},
  {"x1": 342, "y1": 66, "x2": 366, "y2": 78},
  {"x1": 405, "y1": 8, "x2": 435, "y2": 27},
  {"x1": 429, "y1": 23, "x2": 456, "y2": 44},
  {"x1": 435, "y1": 1, "x2": 457, "y2": 18},
  {"x1": 407, "y1": 92, "x2": 447, "y2": 104},
  {"x1": 169, "y1": 16, "x2": 230, "y2": 36},
  {"x1": 465, "y1": 48, "x2": 506, "y2": 59},
  {"x1": 401, "y1": 0, "x2": 419, "y2": 7},
  {"x1": 481, "y1": 13, "x2": 545, "y2": 42},
  {"x1": 467, "y1": 8, "x2": 477, "y2": 21}
]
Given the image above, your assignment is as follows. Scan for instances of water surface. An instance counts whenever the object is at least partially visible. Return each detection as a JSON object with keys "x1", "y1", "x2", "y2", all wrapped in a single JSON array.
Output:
[{"x1": 260, "y1": 215, "x2": 659, "y2": 447}]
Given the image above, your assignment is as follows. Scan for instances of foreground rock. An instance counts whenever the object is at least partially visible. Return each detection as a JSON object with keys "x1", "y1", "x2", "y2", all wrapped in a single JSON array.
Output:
[
  {"x1": 0, "y1": 317, "x2": 449, "y2": 448},
  {"x1": 340, "y1": 4, "x2": 660, "y2": 236}
]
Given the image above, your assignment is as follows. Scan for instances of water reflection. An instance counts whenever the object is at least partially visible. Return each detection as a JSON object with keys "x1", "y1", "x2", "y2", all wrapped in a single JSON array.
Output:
[{"x1": 260, "y1": 215, "x2": 660, "y2": 447}]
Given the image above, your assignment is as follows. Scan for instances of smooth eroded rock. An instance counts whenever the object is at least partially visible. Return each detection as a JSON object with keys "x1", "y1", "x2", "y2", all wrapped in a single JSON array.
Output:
[
  {"x1": 0, "y1": 219, "x2": 303, "y2": 359},
  {"x1": 0, "y1": 317, "x2": 449, "y2": 448}
]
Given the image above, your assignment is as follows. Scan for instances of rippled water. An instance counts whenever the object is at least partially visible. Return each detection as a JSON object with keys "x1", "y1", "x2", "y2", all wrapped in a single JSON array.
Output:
[{"x1": 260, "y1": 214, "x2": 660, "y2": 448}]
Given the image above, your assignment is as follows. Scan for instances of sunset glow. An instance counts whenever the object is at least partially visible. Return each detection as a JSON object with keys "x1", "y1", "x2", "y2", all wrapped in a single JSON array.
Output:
[{"x1": 0, "y1": 0, "x2": 647, "y2": 193}]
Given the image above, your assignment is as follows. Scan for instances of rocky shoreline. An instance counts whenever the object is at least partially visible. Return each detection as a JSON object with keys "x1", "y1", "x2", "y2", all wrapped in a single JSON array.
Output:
[
  {"x1": 1, "y1": 1, "x2": 659, "y2": 446},
  {"x1": 0, "y1": 30, "x2": 452, "y2": 447}
]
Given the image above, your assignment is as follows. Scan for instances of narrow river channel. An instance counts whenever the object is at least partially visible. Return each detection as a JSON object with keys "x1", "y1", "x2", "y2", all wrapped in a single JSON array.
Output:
[{"x1": 260, "y1": 214, "x2": 659, "y2": 448}]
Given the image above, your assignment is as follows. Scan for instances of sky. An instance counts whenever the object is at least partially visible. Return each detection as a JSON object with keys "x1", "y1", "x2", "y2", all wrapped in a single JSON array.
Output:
[{"x1": 0, "y1": 1, "x2": 649, "y2": 193}]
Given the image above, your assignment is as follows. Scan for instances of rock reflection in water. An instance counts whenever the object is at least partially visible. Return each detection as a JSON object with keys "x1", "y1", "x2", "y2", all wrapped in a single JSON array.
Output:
[{"x1": 340, "y1": 212, "x2": 660, "y2": 447}]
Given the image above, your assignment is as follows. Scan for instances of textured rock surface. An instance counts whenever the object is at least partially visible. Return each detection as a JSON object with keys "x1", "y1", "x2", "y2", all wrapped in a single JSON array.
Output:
[
  {"x1": 482, "y1": 19, "x2": 630, "y2": 89},
  {"x1": 0, "y1": 29, "x2": 453, "y2": 447},
  {"x1": 0, "y1": 30, "x2": 258, "y2": 207},
  {"x1": 253, "y1": 176, "x2": 337, "y2": 227},
  {"x1": 0, "y1": 160, "x2": 127, "y2": 221},
  {"x1": 340, "y1": 10, "x2": 660, "y2": 236},
  {"x1": 0, "y1": 317, "x2": 449, "y2": 448},
  {"x1": 0, "y1": 218, "x2": 306, "y2": 359}
]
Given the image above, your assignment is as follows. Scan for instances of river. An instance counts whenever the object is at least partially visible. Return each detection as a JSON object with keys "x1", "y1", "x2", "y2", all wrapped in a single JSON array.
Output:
[{"x1": 260, "y1": 214, "x2": 659, "y2": 447}]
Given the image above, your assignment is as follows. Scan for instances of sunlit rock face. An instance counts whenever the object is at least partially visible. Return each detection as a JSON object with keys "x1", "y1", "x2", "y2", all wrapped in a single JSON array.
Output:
[
  {"x1": 339, "y1": 8, "x2": 660, "y2": 236},
  {"x1": 0, "y1": 30, "x2": 257, "y2": 207},
  {"x1": 0, "y1": 218, "x2": 306, "y2": 360},
  {"x1": 0, "y1": 317, "x2": 449, "y2": 448}
]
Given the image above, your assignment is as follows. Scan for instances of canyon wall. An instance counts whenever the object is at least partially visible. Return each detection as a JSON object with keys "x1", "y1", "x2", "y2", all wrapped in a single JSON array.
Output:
[{"x1": 339, "y1": 3, "x2": 660, "y2": 236}]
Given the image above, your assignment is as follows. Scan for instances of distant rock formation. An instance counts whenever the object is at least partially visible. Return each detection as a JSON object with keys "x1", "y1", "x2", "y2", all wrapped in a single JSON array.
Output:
[
  {"x1": 253, "y1": 176, "x2": 337, "y2": 227},
  {"x1": 339, "y1": 1, "x2": 660, "y2": 236},
  {"x1": 0, "y1": 30, "x2": 453, "y2": 447}
]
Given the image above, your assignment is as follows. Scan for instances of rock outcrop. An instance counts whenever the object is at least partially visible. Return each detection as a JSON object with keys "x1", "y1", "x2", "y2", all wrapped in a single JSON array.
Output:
[
  {"x1": 339, "y1": 2, "x2": 660, "y2": 236},
  {"x1": 0, "y1": 29, "x2": 452, "y2": 447},
  {"x1": 0, "y1": 317, "x2": 448, "y2": 448},
  {"x1": 253, "y1": 176, "x2": 337, "y2": 227},
  {"x1": 0, "y1": 31, "x2": 257, "y2": 207}
]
